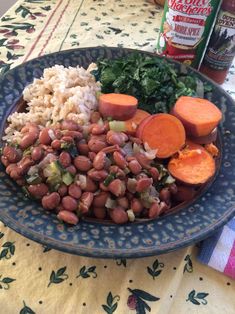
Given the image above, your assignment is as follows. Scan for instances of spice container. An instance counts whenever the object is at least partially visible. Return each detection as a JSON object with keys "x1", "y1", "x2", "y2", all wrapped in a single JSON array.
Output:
[
  {"x1": 200, "y1": 0, "x2": 235, "y2": 84},
  {"x1": 156, "y1": 0, "x2": 222, "y2": 68}
]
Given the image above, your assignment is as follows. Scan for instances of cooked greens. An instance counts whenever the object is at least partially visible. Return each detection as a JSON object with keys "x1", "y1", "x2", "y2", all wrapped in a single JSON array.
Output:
[{"x1": 92, "y1": 53, "x2": 213, "y2": 114}]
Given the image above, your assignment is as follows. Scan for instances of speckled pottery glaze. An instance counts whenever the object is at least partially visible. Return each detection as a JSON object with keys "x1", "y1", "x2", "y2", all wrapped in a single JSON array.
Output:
[{"x1": 0, "y1": 47, "x2": 234, "y2": 258}]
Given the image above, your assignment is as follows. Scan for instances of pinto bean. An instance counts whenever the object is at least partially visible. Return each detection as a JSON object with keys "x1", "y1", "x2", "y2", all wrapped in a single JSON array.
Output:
[
  {"x1": 6, "y1": 163, "x2": 17, "y2": 175},
  {"x1": 1, "y1": 156, "x2": 10, "y2": 167},
  {"x1": 148, "y1": 202, "x2": 161, "y2": 219},
  {"x1": 129, "y1": 136, "x2": 142, "y2": 145},
  {"x1": 159, "y1": 188, "x2": 171, "y2": 203},
  {"x1": 136, "y1": 177, "x2": 153, "y2": 192},
  {"x1": 126, "y1": 192, "x2": 134, "y2": 201},
  {"x1": 78, "y1": 192, "x2": 94, "y2": 214},
  {"x1": 66, "y1": 165, "x2": 77, "y2": 175},
  {"x1": 83, "y1": 176, "x2": 98, "y2": 192},
  {"x1": 168, "y1": 183, "x2": 178, "y2": 195},
  {"x1": 58, "y1": 184, "x2": 68, "y2": 197},
  {"x1": 93, "y1": 207, "x2": 106, "y2": 219},
  {"x1": 74, "y1": 156, "x2": 92, "y2": 172},
  {"x1": 109, "y1": 207, "x2": 128, "y2": 224},
  {"x1": 7, "y1": 164, "x2": 22, "y2": 180},
  {"x1": 101, "y1": 144, "x2": 120, "y2": 154},
  {"x1": 61, "y1": 136, "x2": 73, "y2": 143},
  {"x1": 59, "y1": 151, "x2": 71, "y2": 168},
  {"x1": 106, "y1": 131, "x2": 125, "y2": 146},
  {"x1": 57, "y1": 210, "x2": 79, "y2": 225},
  {"x1": 149, "y1": 167, "x2": 159, "y2": 181},
  {"x1": 117, "y1": 197, "x2": 129, "y2": 209},
  {"x1": 90, "y1": 111, "x2": 101, "y2": 123},
  {"x1": 91, "y1": 124, "x2": 106, "y2": 135},
  {"x1": 3, "y1": 146, "x2": 22, "y2": 163},
  {"x1": 18, "y1": 156, "x2": 34, "y2": 175},
  {"x1": 54, "y1": 129, "x2": 62, "y2": 139},
  {"x1": 99, "y1": 182, "x2": 109, "y2": 192},
  {"x1": 68, "y1": 183, "x2": 82, "y2": 199},
  {"x1": 88, "y1": 152, "x2": 96, "y2": 162},
  {"x1": 51, "y1": 139, "x2": 61, "y2": 150},
  {"x1": 42, "y1": 192, "x2": 60, "y2": 210},
  {"x1": 20, "y1": 133, "x2": 38, "y2": 149},
  {"x1": 108, "y1": 179, "x2": 126, "y2": 197},
  {"x1": 88, "y1": 138, "x2": 107, "y2": 152},
  {"x1": 63, "y1": 130, "x2": 82, "y2": 140},
  {"x1": 61, "y1": 120, "x2": 81, "y2": 131},
  {"x1": 28, "y1": 183, "x2": 49, "y2": 199},
  {"x1": 113, "y1": 151, "x2": 127, "y2": 169},
  {"x1": 31, "y1": 147, "x2": 43, "y2": 162},
  {"x1": 93, "y1": 151, "x2": 106, "y2": 170},
  {"x1": 39, "y1": 128, "x2": 52, "y2": 145},
  {"x1": 88, "y1": 169, "x2": 108, "y2": 181},
  {"x1": 109, "y1": 165, "x2": 125, "y2": 179},
  {"x1": 135, "y1": 153, "x2": 151, "y2": 169},
  {"x1": 127, "y1": 178, "x2": 137, "y2": 193},
  {"x1": 77, "y1": 141, "x2": 89, "y2": 156},
  {"x1": 128, "y1": 159, "x2": 142, "y2": 175},
  {"x1": 159, "y1": 201, "x2": 171, "y2": 213},
  {"x1": 93, "y1": 191, "x2": 110, "y2": 207},
  {"x1": 131, "y1": 198, "x2": 143, "y2": 214},
  {"x1": 62, "y1": 196, "x2": 78, "y2": 211},
  {"x1": 126, "y1": 156, "x2": 136, "y2": 162}
]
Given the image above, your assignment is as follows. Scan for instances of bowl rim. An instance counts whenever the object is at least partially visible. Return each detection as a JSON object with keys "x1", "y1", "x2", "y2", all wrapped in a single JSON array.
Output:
[{"x1": 0, "y1": 46, "x2": 235, "y2": 258}]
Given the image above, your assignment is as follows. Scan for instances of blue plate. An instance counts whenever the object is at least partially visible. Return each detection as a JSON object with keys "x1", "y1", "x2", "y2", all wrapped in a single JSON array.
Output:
[{"x1": 0, "y1": 47, "x2": 235, "y2": 258}]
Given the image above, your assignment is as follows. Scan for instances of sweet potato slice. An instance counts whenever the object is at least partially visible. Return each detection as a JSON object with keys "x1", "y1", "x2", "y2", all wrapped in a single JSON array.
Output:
[
  {"x1": 171, "y1": 96, "x2": 222, "y2": 137},
  {"x1": 136, "y1": 113, "x2": 186, "y2": 158},
  {"x1": 187, "y1": 127, "x2": 218, "y2": 145},
  {"x1": 168, "y1": 141, "x2": 216, "y2": 185},
  {"x1": 125, "y1": 109, "x2": 150, "y2": 135},
  {"x1": 99, "y1": 93, "x2": 138, "y2": 120}
]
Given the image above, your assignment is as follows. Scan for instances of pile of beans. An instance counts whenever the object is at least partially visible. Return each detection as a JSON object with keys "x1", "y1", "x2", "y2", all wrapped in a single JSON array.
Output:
[{"x1": 1, "y1": 112, "x2": 187, "y2": 225}]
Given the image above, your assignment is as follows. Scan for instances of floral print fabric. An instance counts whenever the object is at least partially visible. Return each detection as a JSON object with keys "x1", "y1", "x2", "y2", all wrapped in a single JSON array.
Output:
[{"x1": 0, "y1": 0, "x2": 234, "y2": 313}]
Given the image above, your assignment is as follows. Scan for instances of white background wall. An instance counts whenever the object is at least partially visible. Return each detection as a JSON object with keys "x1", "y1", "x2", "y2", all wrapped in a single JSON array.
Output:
[{"x1": 0, "y1": 0, "x2": 18, "y2": 17}]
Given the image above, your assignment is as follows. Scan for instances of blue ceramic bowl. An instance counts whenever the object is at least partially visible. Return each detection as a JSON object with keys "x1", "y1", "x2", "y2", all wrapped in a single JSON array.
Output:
[{"x1": 0, "y1": 47, "x2": 235, "y2": 258}]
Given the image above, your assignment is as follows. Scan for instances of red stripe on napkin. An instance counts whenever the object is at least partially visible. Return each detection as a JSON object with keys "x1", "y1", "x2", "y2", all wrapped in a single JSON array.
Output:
[
  {"x1": 224, "y1": 240, "x2": 235, "y2": 279},
  {"x1": 23, "y1": 0, "x2": 63, "y2": 62}
]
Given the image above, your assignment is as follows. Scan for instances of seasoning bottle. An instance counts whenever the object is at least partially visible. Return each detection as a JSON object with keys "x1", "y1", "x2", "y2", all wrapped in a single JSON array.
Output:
[
  {"x1": 200, "y1": 0, "x2": 235, "y2": 84},
  {"x1": 156, "y1": 0, "x2": 222, "y2": 69}
]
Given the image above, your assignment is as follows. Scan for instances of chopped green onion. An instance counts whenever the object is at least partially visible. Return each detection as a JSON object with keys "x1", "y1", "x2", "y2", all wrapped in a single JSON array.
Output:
[
  {"x1": 23, "y1": 147, "x2": 31, "y2": 156},
  {"x1": 26, "y1": 173, "x2": 42, "y2": 185},
  {"x1": 109, "y1": 120, "x2": 126, "y2": 132},
  {"x1": 62, "y1": 172, "x2": 74, "y2": 186},
  {"x1": 103, "y1": 173, "x2": 116, "y2": 186}
]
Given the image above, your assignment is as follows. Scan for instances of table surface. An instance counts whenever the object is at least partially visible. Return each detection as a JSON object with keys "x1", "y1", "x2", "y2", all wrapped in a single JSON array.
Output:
[{"x1": 0, "y1": 1, "x2": 234, "y2": 313}]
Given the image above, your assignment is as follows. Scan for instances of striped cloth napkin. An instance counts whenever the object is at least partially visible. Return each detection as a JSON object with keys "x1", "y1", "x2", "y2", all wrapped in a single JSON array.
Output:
[{"x1": 198, "y1": 217, "x2": 235, "y2": 279}]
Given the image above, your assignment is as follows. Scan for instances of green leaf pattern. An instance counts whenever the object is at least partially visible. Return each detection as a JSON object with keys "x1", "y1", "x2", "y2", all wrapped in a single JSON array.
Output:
[
  {"x1": 102, "y1": 292, "x2": 120, "y2": 314},
  {"x1": 76, "y1": 265, "x2": 97, "y2": 279},
  {"x1": 147, "y1": 259, "x2": 164, "y2": 279},
  {"x1": 186, "y1": 289, "x2": 209, "y2": 305},
  {"x1": 0, "y1": 242, "x2": 15, "y2": 260},
  {"x1": 48, "y1": 266, "x2": 68, "y2": 287}
]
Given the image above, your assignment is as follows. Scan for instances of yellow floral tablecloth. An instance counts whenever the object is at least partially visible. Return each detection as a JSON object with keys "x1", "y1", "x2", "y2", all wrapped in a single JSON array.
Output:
[{"x1": 0, "y1": 1, "x2": 234, "y2": 313}]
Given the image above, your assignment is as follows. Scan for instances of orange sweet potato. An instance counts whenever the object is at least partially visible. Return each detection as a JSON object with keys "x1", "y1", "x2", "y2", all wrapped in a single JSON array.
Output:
[
  {"x1": 125, "y1": 109, "x2": 150, "y2": 135},
  {"x1": 136, "y1": 113, "x2": 186, "y2": 158},
  {"x1": 187, "y1": 127, "x2": 218, "y2": 145},
  {"x1": 99, "y1": 93, "x2": 138, "y2": 120},
  {"x1": 168, "y1": 141, "x2": 216, "y2": 185},
  {"x1": 171, "y1": 96, "x2": 222, "y2": 137}
]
